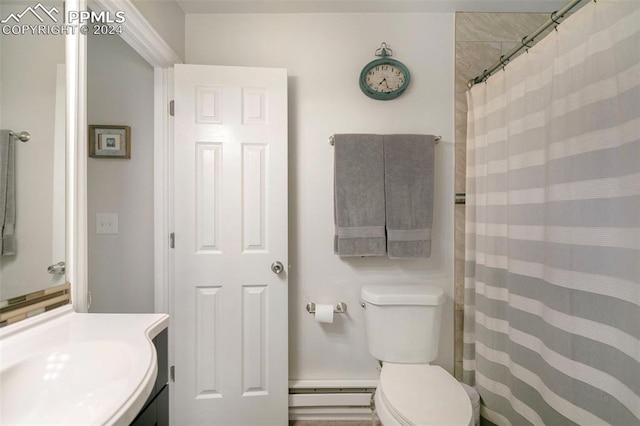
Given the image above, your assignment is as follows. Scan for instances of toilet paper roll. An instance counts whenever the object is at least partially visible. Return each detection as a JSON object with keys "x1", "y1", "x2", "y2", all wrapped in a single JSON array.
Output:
[{"x1": 314, "y1": 304, "x2": 334, "y2": 323}]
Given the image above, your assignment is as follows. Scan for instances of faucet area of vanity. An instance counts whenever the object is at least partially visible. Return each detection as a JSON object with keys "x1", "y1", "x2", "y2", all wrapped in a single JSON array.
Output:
[{"x1": 0, "y1": 306, "x2": 169, "y2": 425}]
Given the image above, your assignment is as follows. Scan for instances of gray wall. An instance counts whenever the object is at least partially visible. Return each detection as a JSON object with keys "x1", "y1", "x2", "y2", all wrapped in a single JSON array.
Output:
[
  {"x1": 87, "y1": 32, "x2": 154, "y2": 313},
  {"x1": 187, "y1": 12, "x2": 455, "y2": 381}
]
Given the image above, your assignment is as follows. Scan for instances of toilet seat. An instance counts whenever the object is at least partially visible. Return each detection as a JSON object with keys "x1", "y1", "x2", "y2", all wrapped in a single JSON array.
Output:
[{"x1": 375, "y1": 363, "x2": 473, "y2": 426}]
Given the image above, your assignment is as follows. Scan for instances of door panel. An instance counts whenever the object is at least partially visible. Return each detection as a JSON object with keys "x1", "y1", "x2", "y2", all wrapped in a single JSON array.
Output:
[{"x1": 173, "y1": 64, "x2": 288, "y2": 425}]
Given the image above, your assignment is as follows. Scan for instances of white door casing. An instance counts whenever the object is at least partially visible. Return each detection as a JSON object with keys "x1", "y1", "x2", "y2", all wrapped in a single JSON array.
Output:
[{"x1": 173, "y1": 64, "x2": 288, "y2": 425}]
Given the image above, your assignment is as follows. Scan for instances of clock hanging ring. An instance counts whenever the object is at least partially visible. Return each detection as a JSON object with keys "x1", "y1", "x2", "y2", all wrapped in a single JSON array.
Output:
[{"x1": 359, "y1": 42, "x2": 411, "y2": 100}]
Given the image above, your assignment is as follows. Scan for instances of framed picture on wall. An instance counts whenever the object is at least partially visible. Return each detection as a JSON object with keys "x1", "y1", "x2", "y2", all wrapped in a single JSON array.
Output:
[{"x1": 89, "y1": 125, "x2": 131, "y2": 158}]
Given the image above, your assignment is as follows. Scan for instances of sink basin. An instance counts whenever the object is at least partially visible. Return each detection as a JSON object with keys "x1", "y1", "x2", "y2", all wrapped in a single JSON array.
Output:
[
  {"x1": 1, "y1": 340, "x2": 137, "y2": 425},
  {"x1": 0, "y1": 307, "x2": 168, "y2": 425}
]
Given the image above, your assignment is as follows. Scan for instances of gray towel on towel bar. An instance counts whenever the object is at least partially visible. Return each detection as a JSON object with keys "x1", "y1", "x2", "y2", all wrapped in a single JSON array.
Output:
[
  {"x1": 334, "y1": 134, "x2": 386, "y2": 256},
  {"x1": 384, "y1": 134, "x2": 435, "y2": 258},
  {"x1": 0, "y1": 130, "x2": 16, "y2": 256}
]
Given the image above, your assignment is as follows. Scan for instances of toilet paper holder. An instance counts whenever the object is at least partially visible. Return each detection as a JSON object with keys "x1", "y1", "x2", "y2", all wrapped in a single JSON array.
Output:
[{"x1": 306, "y1": 302, "x2": 347, "y2": 314}]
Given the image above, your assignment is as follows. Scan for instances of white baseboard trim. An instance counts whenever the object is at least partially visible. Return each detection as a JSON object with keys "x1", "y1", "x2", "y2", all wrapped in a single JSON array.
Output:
[
  {"x1": 289, "y1": 406, "x2": 375, "y2": 421},
  {"x1": 288, "y1": 380, "x2": 377, "y2": 421},
  {"x1": 290, "y1": 393, "x2": 373, "y2": 407},
  {"x1": 289, "y1": 379, "x2": 378, "y2": 389}
]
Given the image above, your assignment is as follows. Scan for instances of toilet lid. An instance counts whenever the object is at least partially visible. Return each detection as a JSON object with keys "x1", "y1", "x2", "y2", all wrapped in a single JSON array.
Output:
[{"x1": 379, "y1": 363, "x2": 473, "y2": 426}]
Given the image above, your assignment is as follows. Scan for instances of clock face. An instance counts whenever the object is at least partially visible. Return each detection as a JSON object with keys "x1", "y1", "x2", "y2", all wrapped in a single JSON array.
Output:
[
  {"x1": 359, "y1": 58, "x2": 410, "y2": 100},
  {"x1": 364, "y1": 63, "x2": 406, "y2": 94}
]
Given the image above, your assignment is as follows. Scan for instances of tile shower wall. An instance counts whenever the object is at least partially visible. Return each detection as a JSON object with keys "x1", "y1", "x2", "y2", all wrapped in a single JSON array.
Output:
[{"x1": 453, "y1": 13, "x2": 548, "y2": 379}]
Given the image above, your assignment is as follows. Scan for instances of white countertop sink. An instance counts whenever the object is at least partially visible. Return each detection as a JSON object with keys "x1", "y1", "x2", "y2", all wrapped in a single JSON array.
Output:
[{"x1": 0, "y1": 306, "x2": 169, "y2": 425}]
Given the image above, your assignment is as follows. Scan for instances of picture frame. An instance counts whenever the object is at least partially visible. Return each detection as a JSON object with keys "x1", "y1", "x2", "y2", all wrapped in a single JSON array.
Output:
[{"x1": 89, "y1": 125, "x2": 131, "y2": 159}]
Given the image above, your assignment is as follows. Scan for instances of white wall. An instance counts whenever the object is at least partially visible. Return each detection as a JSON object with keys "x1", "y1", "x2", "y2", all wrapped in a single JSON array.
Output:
[
  {"x1": 0, "y1": 2, "x2": 65, "y2": 301},
  {"x1": 87, "y1": 31, "x2": 154, "y2": 313},
  {"x1": 186, "y1": 13, "x2": 455, "y2": 380}
]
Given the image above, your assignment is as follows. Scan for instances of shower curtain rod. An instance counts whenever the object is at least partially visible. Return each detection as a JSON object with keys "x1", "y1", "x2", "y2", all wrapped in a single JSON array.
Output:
[{"x1": 467, "y1": 0, "x2": 586, "y2": 88}]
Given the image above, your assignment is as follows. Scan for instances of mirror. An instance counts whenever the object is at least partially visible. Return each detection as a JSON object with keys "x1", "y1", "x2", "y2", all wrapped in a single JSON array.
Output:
[{"x1": 0, "y1": 1, "x2": 66, "y2": 305}]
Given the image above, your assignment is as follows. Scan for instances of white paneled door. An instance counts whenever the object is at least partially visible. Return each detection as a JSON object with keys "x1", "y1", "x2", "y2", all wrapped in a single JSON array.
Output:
[{"x1": 173, "y1": 64, "x2": 288, "y2": 425}]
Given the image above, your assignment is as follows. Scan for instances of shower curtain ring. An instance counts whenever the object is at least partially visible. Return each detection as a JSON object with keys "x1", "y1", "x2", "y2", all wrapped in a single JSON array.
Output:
[
  {"x1": 499, "y1": 55, "x2": 509, "y2": 71},
  {"x1": 550, "y1": 11, "x2": 561, "y2": 31},
  {"x1": 521, "y1": 36, "x2": 533, "y2": 53},
  {"x1": 482, "y1": 69, "x2": 489, "y2": 83}
]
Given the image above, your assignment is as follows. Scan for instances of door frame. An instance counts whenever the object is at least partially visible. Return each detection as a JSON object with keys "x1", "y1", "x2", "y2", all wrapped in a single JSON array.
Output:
[
  {"x1": 71, "y1": 1, "x2": 179, "y2": 415},
  {"x1": 74, "y1": 4, "x2": 181, "y2": 423},
  {"x1": 66, "y1": 0, "x2": 88, "y2": 312},
  {"x1": 71, "y1": 0, "x2": 181, "y2": 313}
]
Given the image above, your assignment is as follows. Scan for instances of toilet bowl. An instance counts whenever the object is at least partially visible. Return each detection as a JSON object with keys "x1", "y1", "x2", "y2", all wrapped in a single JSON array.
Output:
[
  {"x1": 374, "y1": 363, "x2": 473, "y2": 426},
  {"x1": 361, "y1": 284, "x2": 473, "y2": 426}
]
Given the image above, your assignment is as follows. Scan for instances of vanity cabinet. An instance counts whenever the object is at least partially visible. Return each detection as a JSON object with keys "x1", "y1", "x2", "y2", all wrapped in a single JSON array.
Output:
[{"x1": 131, "y1": 329, "x2": 169, "y2": 426}]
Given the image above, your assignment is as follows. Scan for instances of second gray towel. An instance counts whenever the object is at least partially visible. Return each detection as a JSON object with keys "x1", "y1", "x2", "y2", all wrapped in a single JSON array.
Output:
[
  {"x1": 334, "y1": 134, "x2": 386, "y2": 256},
  {"x1": 0, "y1": 130, "x2": 16, "y2": 256},
  {"x1": 384, "y1": 135, "x2": 435, "y2": 258}
]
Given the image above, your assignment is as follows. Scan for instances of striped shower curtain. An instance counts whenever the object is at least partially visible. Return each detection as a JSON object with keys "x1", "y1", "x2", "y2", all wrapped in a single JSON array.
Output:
[{"x1": 463, "y1": 1, "x2": 640, "y2": 425}]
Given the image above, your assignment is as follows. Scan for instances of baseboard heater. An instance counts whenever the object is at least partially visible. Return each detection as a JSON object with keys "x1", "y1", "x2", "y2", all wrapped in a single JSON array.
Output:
[{"x1": 289, "y1": 380, "x2": 377, "y2": 421}]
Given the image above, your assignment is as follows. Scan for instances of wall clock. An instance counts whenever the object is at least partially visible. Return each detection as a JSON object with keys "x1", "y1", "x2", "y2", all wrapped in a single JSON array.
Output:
[{"x1": 359, "y1": 42, "x2": 410, "y2": 101}]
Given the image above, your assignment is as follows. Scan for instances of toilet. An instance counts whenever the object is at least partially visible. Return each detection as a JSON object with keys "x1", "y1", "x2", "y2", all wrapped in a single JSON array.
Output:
[{"x1": 361, "y1": 284, "x2": 474, "y2": 426}]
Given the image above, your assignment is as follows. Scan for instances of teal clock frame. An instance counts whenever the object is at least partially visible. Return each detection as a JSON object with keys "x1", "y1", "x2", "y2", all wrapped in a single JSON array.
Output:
[{"x1": 359, "y1": 57, "x2": 411, "y2": 101}]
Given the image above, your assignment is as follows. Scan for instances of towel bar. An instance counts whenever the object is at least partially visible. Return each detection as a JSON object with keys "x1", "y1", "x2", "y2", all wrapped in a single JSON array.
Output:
[
  {"x1": 8, "y1": 130, "x2": 30, "y2": 142},
  {"x1": 306, "y1": 302, "x2": 347, "y2": 314},
  {"x1": 329, "y1": 135, "x2": 440, "y2": 145}
]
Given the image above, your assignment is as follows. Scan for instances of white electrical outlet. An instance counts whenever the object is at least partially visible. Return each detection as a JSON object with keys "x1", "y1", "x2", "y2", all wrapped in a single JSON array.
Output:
[{"x1": 96, "y1": 213, "x2": 118, "y2": 234}]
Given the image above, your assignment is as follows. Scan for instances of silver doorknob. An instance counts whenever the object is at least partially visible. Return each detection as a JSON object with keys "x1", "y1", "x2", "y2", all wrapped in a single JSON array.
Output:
[
  {"x1": 48, "y1": 261, "x2": 66, "y2": 275},
  {"x1": 271, "y1": 261, "x2": 284, "y2": 274}
]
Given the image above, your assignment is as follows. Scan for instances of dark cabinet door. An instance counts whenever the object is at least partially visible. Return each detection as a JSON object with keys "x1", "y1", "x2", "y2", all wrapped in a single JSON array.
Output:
[
  {"x1": 130, "y1": 329, "x2": 169, "y2": 426},
  {"x1": 130, "y1": 385, "x2": 168, "y2": 426}
]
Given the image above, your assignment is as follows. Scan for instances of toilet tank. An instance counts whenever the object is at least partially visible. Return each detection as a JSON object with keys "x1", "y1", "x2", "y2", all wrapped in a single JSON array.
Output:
[{"x1": 361, "y1": 284, "x2": 445, "y2": 363}]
